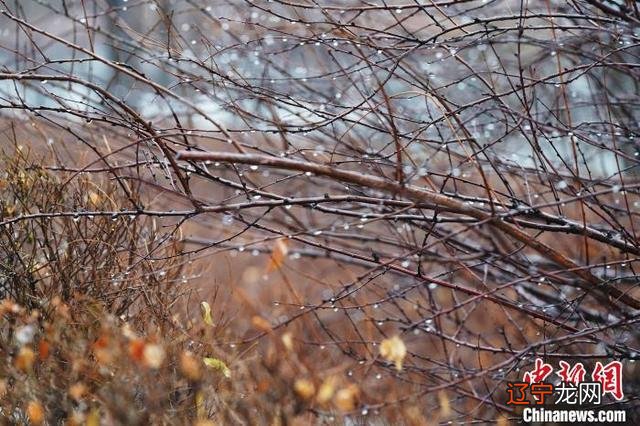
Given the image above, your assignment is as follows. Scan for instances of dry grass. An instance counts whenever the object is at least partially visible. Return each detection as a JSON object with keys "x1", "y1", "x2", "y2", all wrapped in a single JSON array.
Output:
[{"x1": 0, "y1": 145, "x2": 415, "y2": 425}]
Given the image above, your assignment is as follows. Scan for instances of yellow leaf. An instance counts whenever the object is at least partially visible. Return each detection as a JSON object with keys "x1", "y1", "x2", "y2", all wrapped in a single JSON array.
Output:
[
  {"x1": 334, "y1": 384, "x2": 360, "y2": 412},
  {"x1": 195, "y1": 391, "x2": 205, "y2": 419},
  {"x1": 293, "y1": 378, "x2": 315, "y2": 400},
  {"x1": 86, "y1": 409, "x2": 100, "y2": 426},
  {"x1": 203, "y1": 357, "x2": 231, "y2": 378},
  {"x1": 88, "y1": 191, "x2": 100, "y2": 206},
  {"x1": 316, "y1": 376, "x2": 338, "y2": 405},
  {"x1": 438, "y1": 390, "x2": 451, "y2": 418},
  {"x1": 266, "y1": 238, "x2": 289, "y2": 272},
  {"x1": 200, "y1": 301, "x2": 214, "y2": 326},
  {"x1": 281, "y1": 332, "x2": 294, "y2": 351},
  {"x1": 496, "y1": 414, "x2": 509, "y2": 426},
  {"x1": 379, "y1": 335, "x2": 407, "y2": 371}
]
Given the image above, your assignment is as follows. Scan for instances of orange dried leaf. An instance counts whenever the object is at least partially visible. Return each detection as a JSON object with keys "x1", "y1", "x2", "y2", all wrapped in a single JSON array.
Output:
[
  {"x1": 257, "y1": 378, "x2": 270, "y2": 393},
  {"x1": 26, "y1": 400, "x2": 45, "y2": 425},
  {"x1": 266, "y1": 238, "x2": 289, "y2": 272},
  {"x1": 1, "y1": 299, "x2": 23, "y2": 315},
  {"x1": 69, "y1": 382, "x2": 87, "y2": 401},
  {"x1": 180, "y1": 351, "x2": 202, "y2": 381},
  {"x1": 38, "y1": 340, "x2": 50, "y2": 361},
  {"x1": 67, "y1": 411, "x2": 85, "y2": 426},
  {"x1": 51, "y1": 297, "x2": 70, "y2": 320},
  {"x1": 251, "y1": 315, "x2": 272, "y2": 332},
  {"x1": 94, "y1": 348, "x2": 114, "y2": 366},
  {"x1": 93, "y1": 334, "x2": 110, "y2": 350},
  {"x1": 128, "y1": 338, "x2": 145, "y2": 362},
  {"x1": 15, "y1": 346, "x2": 36, "y2": 372},
  {"x1": 334, "y1": 384, "x2": 360, "y2": 412}
]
